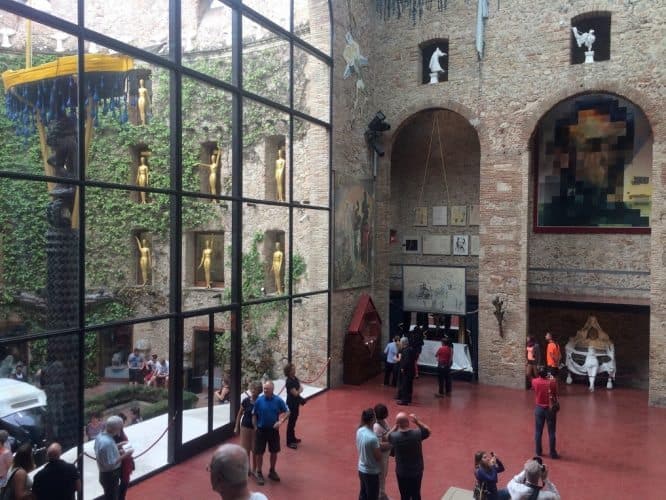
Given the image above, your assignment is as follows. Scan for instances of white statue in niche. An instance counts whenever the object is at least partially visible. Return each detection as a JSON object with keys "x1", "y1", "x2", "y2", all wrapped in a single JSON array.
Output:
[
  {"x1": 571, "y1": 27, "x2": 596, "y2": 63},
  {"x1": 565, "y1": 316, "x2": 616, "y2": 390},
  {"x1": 428, "y1": 47, "x2": 447, "y2": 84}
]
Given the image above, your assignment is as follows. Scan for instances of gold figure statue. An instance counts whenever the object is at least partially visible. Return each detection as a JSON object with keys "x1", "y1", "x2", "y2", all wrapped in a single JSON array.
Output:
[
  {"x1": 195, "y1": 151, "x2": 221, "y2": 199},
  {"x1": 135, "y1": 237, "x2": 151, "y2": 286},
  {"x1": 275, "y1": 148, "x2": 286, "y2": 202},
  {"x1": 198, "y1": 239, "x2": 214, "y2": 288},
  {"x1": 137, "y1": 79, "x2": 150, "y2": 125},
  {"x1": 272, "y1": 241, "x2": 284, "y2": 294},
  {"x1": 136, "y1": 156, "x2": 149, "y2": 204}
]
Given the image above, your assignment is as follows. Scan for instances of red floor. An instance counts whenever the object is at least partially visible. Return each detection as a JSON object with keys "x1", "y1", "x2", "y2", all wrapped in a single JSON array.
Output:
[{"x1": 129, "y1": 374, "x2": 666, "y2": 499}]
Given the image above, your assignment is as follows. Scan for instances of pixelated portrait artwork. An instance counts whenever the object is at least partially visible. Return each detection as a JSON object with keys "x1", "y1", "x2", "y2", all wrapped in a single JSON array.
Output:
[{"x1": 535, "y1": 94, "x2": 653, "y2": 230}]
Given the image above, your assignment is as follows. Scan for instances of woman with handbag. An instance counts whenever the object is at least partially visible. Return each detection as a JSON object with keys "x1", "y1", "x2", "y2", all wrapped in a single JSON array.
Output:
[{"x1": 473, "y1": 451, "x2": 509, "y2": 500}]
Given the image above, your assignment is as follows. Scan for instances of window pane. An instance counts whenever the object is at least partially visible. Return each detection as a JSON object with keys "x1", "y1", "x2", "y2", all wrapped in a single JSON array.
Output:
[
  {"x1": 182, "y1": 195, "x2": 233, "y2": 311},
  {"x1": 85, "y1": 187, "x2": 171, "y2": 325},
  {"x1": 0, "y1": 333, "x2": 80, "y2": 465},
  {"x1": 84, "y1": 0, "x2": 169, "y2": 59},
  {"x1": 293, "y1": 117, "x2": 329, "y2": 206},
  {"x1": 241, "y1": 302, "x2": 288, "y2": 387},
  {"x1": 294, "y1": 0, "x2": 331, "y2": 55},
  {"x1": 293, "y1": 207, "x2": 328, "y2": 294},
  {"x1": 182, "y1": 77, "x2": 233, "y2": 198},
  {"x1": 242, "y1": 203, "x2": 290, "y2": 297},
  {"x1": 0, "y1": 18, "x2": 77, "y2": 183},
  {"x1": 182, "y1": 1, "x2": 232, "y2": 83},
  {"x1": 0, "y1": 177, "x2": 79, "y2": 336},
  {"x1": 212, "y1": 311, "x2": 232, "y2": 431},
  {"x1": 292, "y1": 293, "x2": 328, "y2": 393},
  {"x1": 294, "y1": 45, "x2": 329, "y2": 123},
  {"x1": 243, "y1": 99, "x2": 290, "y2": 202},
  {"x1": 82, "y1": 318, "x2": 170, "y2": 498},
  {"x1": 243, "y1": 0, "x2": 291, "y2": 31},
  {"x1": 242, "y1": 16, "x2": 290, "y2": 106}
]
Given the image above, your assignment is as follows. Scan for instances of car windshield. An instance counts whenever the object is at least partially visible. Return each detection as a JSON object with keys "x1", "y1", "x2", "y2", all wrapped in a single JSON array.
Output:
[{"x1": 1, "y1": 407, "x2": 47, "y2": 430}]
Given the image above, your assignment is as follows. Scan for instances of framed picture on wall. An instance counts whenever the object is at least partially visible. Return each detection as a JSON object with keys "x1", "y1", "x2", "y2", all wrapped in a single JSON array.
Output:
[
  {"x1": 414, "y1": 207, "x2": 428, "y2": 226},
  {"x1": 402, "y1": 234, "x2": 420, "y2": 254},
  {"x1": 452, "y1": 234, "x2": 469, "y2": 255},
  {"x1": 422, "y1": 234, "x2": 451, "y2": 255},
  {"x1": 469, "y1": 204, "x2": 480, "y2": 225},
  {"x1": 451, "y1": 205, "x2": 467, "y2": 226},
  {"x1": 432, "y1": 206, "x2": 448, "y2": 226},
  {"x1": 470, "y1": 235, "x2": 480, "y2": 255}
]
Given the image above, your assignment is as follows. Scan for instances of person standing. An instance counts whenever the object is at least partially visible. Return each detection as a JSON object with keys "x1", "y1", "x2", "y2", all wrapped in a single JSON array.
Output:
[
  {"x1": 235, "y1": 381, "x2": 262, "y2": 477},
  {"x1": 356, "y1": 408, "x2": 382, "y2": 500},
  {"x1": 32, "y1": 442, "x2": 81, "y2": 500},
  {"x1": 383, "y1": 335, "x2": 400, "y2": 387},
  {"x1": 252, "y1": 380, "x2": 289, "y2": 485},
  {"x1": 387, "y1": 412, "x2": 431, "y2": 500},
  {"x1": 410, "y1": 326, "x2": 424, "y2": 378},
  {"x1": 127, "y1": 348, "x2": 144, "y2": 387},
  {"x1": 372, "y1": 404, "x2": 391, "y2": 500},
  {"x1": 94, "y1": 415, "x2": 131, "y2": 500},
  {"x1": 545, "y1": 332, "x2": 561, "y2": 377},
  {"x1": 532, "y1": 368, "x2": 560, "y2": 459},
  {"x1": 0, "y1": 430, "x2": 12, "y2": 488},
  {"x1": 526, "y1": 336, "x2": 542, "y2": 389},
  {"x1": 209, "y1": 444, "x2": 268, "y2": 500},
  {"x1": 435, "y1": 336, "x2": 453, "y2": 397},
  {"x1": 284, "y1": 363, "x2": 304, "y2": 449},
  {"x1": 397, "y1": 337, "x2": 415, "y2": 406}
]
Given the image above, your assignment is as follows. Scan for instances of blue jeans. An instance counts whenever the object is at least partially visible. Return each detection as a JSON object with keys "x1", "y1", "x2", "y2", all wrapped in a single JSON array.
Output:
[
  {"x1": 358, "y1": 471, "x2": 379, "y2": 500},
  {"x1": 534, "y1": 405, "x2": 557, "y2": 456}
]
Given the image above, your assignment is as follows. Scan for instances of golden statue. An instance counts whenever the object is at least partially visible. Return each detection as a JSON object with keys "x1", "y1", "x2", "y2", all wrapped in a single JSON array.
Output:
[
  {"x1": 198, "y1": 239, "x2": 214, "y2": 288},
  {"x1": 275, "y1": 148, "x2": 286, "y2": 202},
  {"x1": 137, "y1": 79, "x2": 150, "y2": 125},
  {"x1": 195, "y1": 151, "x2": 220, "y2": 199},
  {"x1": 271, "y1": 241, "x2": 284, "y2": 294},
  {"x1": 135, "y1": 237, "x2": 151, "y2": 286},
  {"x1": 136, "y1": 156, "x2": 149, "y2": 204}
]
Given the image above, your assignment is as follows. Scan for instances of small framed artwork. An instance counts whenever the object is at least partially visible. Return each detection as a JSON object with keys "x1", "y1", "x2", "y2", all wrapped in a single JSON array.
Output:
[
  {"x1": 452, "y1": 234, "x2": 469, "y2": 255},
  {"x1": 468, "y1": 204, "x2": 480, "y2": 226},
  {"x1": 451, "y1": 205, "x2": 467, "y2": 226},
  {"x1": 432, "y1": 206, "x2": 448, "y2": 226},
  {"x1": 470, "y1": 235, "x2": 480, "y2": 255},
  {"x1": 414, "y1": 207, "x2": 428, "y2": 226},
  {"x1": 422, "y1": 234, "x2": 451, "y2": 255},
  {"x1": 402, "y1": 234, "x2": 421, "y2": 254}
]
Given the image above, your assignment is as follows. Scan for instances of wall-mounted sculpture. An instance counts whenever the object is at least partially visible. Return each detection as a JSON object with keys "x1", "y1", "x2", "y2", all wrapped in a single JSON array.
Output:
[
  {"x1": 136, "y1": 155, "x2": 150, "y2": 204},
  {"x1": 135, "y1": 236, "x2": 152, "y2": 286},
  {"x1": 428, "y1": 47, "x2": 447, "y2": 84},
  {"x1": 275, "y1": 147, "x2": 286, "y2": 202},
  {"x1": 271, "y1": 241, "x2": 284, "y2": 294},
  {"x1": 571, "y1": 27, "x2": 596, "y2": 63},
  {"x1": 198, "y1": 239, "x2": 214, "y2": 289}
]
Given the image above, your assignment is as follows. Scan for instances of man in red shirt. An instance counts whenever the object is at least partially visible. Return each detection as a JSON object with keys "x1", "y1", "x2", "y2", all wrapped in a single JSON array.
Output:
[
  {"x1": 435, "y1": 337, "x2": 453, "y2": 397},
  {"x1": 532, "y1": 368, "x2": 560, "y2": 459}
]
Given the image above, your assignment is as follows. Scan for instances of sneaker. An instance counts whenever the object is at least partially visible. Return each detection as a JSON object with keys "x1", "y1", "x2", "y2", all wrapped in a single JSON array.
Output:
[
  {"x1": 287, "y1": 442, "x2": 298, "y2": 449},
  {"x1": 294, "y1": 438, "x2": 302, "y2": 443},
  {"x1": 550, "y1": 452, "x2": 561, "y2": 459},
  {"x1": 268, "y1": 469, "x2": 281, "y2": 482},
  {"x1": 254, "y1": 471, "x2": 265, "y2": 485}
]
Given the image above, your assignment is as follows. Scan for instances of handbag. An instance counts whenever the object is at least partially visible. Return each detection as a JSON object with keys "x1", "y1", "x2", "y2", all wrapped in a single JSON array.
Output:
[{"x1": 473, "y1": 481, "x2": 489, "y2": 500}]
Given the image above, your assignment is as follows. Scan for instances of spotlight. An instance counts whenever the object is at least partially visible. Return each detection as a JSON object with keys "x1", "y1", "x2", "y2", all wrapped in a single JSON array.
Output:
[{"x1": 368, "y1": 111, "x2": 390, "y2": 132}]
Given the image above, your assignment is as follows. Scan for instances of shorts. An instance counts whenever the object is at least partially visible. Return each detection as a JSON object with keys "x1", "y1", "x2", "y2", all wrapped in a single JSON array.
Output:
[
  {"x1": 129, "y1": 368, "x2": 143, "y2": 383},
  {"x1": 254, "y1": 427, "x2": 280, "y2": 454}
]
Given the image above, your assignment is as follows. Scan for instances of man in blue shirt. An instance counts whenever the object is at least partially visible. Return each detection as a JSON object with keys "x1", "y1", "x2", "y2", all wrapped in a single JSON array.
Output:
[
  {"x1": 384, "y1": 335, "x2": 401, "y2": 387},
  {"x1": 94, "y1": 415, "x2": 132, "y2": 500},
  {"x1": 252, "y1": 380, "x2": 289, "y2": 485}
]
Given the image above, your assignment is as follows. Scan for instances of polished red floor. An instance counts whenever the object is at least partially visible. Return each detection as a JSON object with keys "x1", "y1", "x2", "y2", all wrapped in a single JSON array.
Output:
[{"x1": 130, "y1": 374, "x2": 666, "y2": 499}]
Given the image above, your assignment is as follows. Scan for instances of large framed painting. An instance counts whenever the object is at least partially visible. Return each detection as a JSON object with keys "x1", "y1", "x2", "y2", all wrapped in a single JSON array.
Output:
[
  {"x1": 402, "y1": 265, "x2": 466, "y2": 315},
  {"x1": 534, "y1": 93, "x2": 653, "y2": 233},
  {"x1": 333, "y1": 174, "x2": 374, "y2": 290}
]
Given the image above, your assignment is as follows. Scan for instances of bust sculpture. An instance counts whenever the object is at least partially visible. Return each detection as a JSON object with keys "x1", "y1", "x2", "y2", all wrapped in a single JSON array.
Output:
[
  {"x1": 428, "y1": 47, "x2": 447, "y2": 84},
  {"x1": 571, "y1": 27, "x2": 596, "y2": 63},
  {"x1": 272, "y1": 242, "x2": 284, "y2": 294}
]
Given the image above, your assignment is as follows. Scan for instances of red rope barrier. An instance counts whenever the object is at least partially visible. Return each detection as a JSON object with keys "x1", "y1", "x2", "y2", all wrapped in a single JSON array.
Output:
[{"x1": 277, "y1": 357, "x2": 332, "y2": 395}]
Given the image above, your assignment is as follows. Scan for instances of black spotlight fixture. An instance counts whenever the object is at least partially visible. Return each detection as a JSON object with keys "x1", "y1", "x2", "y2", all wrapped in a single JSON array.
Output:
[{"x1": 365, "y1": 111, "x2": 390, "y2": 157}]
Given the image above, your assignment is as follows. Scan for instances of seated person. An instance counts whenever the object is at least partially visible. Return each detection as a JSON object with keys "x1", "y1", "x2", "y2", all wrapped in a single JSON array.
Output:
[
  {"x1": 154, "y1": 358, "x2": 169, "y2": 387},
  {"x1": 144, "y1": 354, "x2": 158, "y2": 385},
  {"x1": 214, "y1": 370, "x2": 231, "y2": 404}
]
